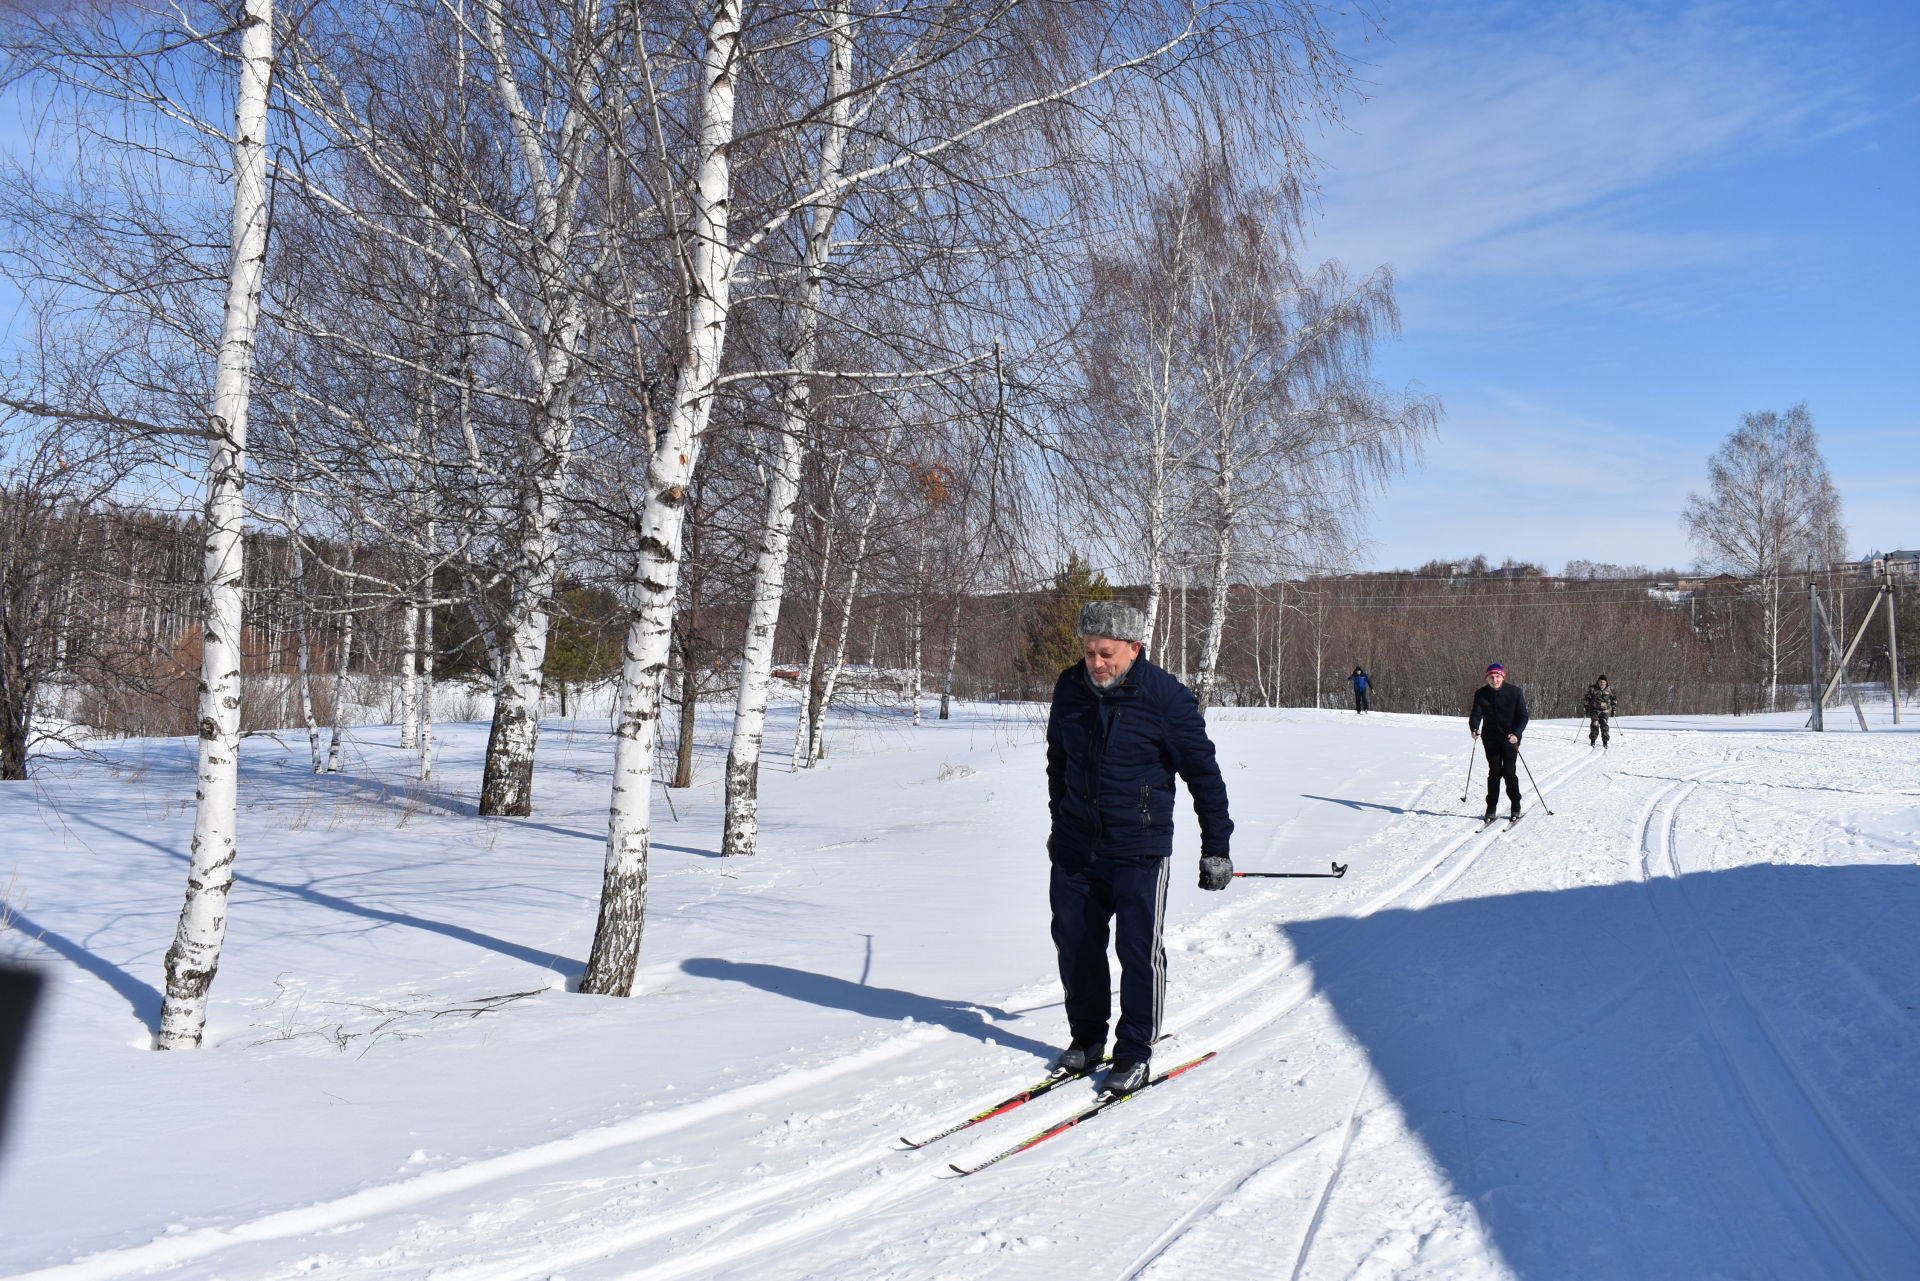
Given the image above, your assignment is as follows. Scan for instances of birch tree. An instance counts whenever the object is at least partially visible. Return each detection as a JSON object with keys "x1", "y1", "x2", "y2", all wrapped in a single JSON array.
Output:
[
  {"x1": 583, "y1": 0, "x2": 1324, "y2": 994},
  {"x1": 271, "y1": 0, "x2": 616, "y2": 816},
  {"x1": 1684, "y1": 404, "x2": 1847, "y2": 710},
  {"x1": 155, "y1": 0, "x2": 276, "y2": 1049},
  {"x1": 719, "y1": 1, "x2": 853, "y2": 858}
]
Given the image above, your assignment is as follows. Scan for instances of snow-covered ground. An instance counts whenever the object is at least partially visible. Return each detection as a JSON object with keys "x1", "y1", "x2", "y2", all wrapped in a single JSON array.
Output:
[{"x1": 2, "y1": 698, "x2": 1917, "y2": 1279}]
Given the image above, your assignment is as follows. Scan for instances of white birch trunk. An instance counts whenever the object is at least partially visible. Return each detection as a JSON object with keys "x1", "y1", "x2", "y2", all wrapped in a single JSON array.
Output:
[
  {"x1": 1143, "y1": 484, "x2": 1167, "y2": 659},
  {"x1": 1272, "y1": 581, "x2": 1286, "y2": 707},
  {"x1": 789, "y1": 458, "x2": 844, "y2": 769},
  {"x1": 326, "y1": 542, "x2": 355, "y2": 773},
  {"x1": 721, "y1": 6, "x2": 852, "y2": 857},
  {"x1": 475, "y1": 2, "x2": 589, "y2": 817},
  {"x1": 1176, "y1": 574, "x2": 1188, "y2": 682},
  {"x1": 1765, "y1": 570, "x2": 1782, "y2": 711},
  {"x1": 1193, "y1": 459, "x2": 1236, "y2": 712},
  {"x1": 807, "y1": 468, "x2": 883, "y2": 765},
  {"x1": 582, "y1": 0, "x2": 740, "y2": 996},
  {"x1": 399, "y1": 596, "x2": 420, "y2": 748},
  {"x1": 721, "y1": 424, "x2": 805, "y2": 853},
  {"x1": 159, "y1": 0, "x2": 273, "y2": 1050},
  {"x1": 938, "y1": 590, "x2": 961, "y2": 719},
  {"x1": 1195, "y1": 509, "x2": 1234, "y2": 713},
  {"x1": 289, "y1": 496, "x2": 322, "y2": 772},
  {"x1": 908, "y1": 539, "x2": 927, "y2": 726},
  {"x1": 418, "y1": 597, "x2": 435, "y2": 781}
]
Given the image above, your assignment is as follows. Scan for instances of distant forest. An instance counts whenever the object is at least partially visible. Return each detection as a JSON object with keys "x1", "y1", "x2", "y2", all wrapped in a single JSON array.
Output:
[{"x1": 8, "y1": 499, "x2": 1910, "y2": 756}]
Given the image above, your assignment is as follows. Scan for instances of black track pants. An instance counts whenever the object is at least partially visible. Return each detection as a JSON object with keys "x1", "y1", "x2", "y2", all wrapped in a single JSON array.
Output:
[
  {"x1": 1483, "y1": 737, "x2": 1522, "y2": 811},
  {"x1": 1049, "y1": 853, "x2": 1170, "y2": 1063}
]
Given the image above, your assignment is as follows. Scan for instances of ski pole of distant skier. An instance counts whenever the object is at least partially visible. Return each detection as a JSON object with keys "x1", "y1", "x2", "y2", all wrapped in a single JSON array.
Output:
[
  {"x1": 1458, "y1": 742, "x2": 1478, "y2": 803},
  {"x1": 1517, "y1": 750, "x2": 1554, "y2": 816}
]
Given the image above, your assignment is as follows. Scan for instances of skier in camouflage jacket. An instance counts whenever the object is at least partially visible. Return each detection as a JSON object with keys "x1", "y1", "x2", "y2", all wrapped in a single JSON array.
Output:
[{"x1": 1583, "y1": 676, "x2": 1617, "y2": 747}]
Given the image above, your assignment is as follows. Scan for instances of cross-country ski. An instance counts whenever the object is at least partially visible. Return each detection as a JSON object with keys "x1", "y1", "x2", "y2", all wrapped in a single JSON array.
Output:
[{"x1": 947, "y1": 1052, "x2": 1218, "y2": 1177}]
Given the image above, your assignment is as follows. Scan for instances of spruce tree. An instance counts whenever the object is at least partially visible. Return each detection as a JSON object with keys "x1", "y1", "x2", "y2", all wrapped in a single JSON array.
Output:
[{"x1": 1025, "y1": 555, "x2": 1113, "y2": 683}]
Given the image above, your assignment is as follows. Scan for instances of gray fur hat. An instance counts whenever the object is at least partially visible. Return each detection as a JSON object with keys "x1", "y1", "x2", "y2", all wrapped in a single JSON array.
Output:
[{"x1": 1077, "y1": 600, "x2": 1148, "y2": 643}]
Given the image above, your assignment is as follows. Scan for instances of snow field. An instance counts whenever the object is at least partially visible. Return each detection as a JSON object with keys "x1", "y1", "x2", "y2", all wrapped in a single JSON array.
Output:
[{"x1": 1, "y1": 701, "x2": 1917, "y2": 1278}]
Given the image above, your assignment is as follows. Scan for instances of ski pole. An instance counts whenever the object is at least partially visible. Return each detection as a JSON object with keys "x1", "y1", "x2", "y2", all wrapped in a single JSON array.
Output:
[
  {"x1": 1458, "y1": 741, "x2": 1478, "y2": 803},
  {"x1": 1516, "y1": 750, "x2": 1554, "y2": 816},
  {"x1": 1233, "y1": 862, "x2": 1348, "y2": 879}
]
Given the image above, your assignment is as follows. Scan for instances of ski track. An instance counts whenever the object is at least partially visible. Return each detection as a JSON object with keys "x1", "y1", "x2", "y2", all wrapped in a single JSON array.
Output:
[
  {"x1": 24, "y1": 735, "x2": 1614, "y2": 1281},
  {"x1": 1634, "y1": 754, "x2": 1920, "y2": 1279},
  {"x1": 35, "y1": 726, "x2": 1915, "y2": 1281},
  {"x1": 471, "y1": 744, "x2": 1617, "y2": 1281}
]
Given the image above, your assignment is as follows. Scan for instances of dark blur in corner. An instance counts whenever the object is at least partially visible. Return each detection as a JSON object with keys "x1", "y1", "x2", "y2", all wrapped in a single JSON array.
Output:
[{"x1": 0, "y1": 965, "x2": 42, "y2": 1158}]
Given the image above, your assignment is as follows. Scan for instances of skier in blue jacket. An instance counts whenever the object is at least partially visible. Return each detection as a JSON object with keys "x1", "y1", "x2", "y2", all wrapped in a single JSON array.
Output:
[
  {"x1": 1349, "y1": 666, "x2": 1371, "y2": 714},
  {"x1": 1046, "y1": 601, "x2": 1234, "y2": 1095}
]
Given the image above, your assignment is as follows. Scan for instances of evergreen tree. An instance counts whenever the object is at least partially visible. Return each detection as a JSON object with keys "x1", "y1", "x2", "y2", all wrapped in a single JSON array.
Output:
[{"x1": 1025, "y1": 555, "x2": 1113, "y2": 683}]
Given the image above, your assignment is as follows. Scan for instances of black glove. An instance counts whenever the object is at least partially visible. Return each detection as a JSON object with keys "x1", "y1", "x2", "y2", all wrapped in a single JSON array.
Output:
[{"x1": 1198, "y1": 852, "x2": 1233, "y2": 891}]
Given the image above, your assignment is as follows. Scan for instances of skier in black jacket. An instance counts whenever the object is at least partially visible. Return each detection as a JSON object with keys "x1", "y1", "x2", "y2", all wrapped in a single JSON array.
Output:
[
  {"x1": 1046, "y1": 601, "x2": 1234, "y2": 1095},
  {"x1": 1468, "y1": 662, "x2": 1529, "y2": 821}
]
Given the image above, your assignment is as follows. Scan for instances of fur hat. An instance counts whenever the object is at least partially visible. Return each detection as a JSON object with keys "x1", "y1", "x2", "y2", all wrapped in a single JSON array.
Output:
[{"x1": 1077, "y1": 601, "x2": 1148, "y2": 643}]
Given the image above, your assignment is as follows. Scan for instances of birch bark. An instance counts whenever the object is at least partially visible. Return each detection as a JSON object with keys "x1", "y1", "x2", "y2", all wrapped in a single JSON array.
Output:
[
  {"x1": 789, "y1": 456, "x2": 844, "y2": 769},
  {"x1": 417, "y1": 597, "x2": 436, "y2": 779},
  {"x1": 721, "y1": 2, "x2": 852, "y2": 857},
  {"x1": 807, "y1": 460, "x2": 883, "y2": 765},
  {"x1": 158, "y1": 0, "x2": 274, "y2": 1050},
  {"x1": 908, "y1": 538, "x2": 927, "y2": 726},
  {"x1": 288, "y1": 494, "x2": 322, "y2": 772},
  {"x1": 399, "y1": 595, "x2": 420, "y2": 748},
  {"x1": 938, "y1": 590, "x2": 960, "y2": 719},
  {"x1": 1194, "y1": 472, "x2": 1235, "y2": 713},
  {"x1": 326, "y1": 540, "x2": 356, "y2": 773},
  {"x1": 582, "y1": 0, "x2": 741, "y2": 995},
  {"x1": 472, "y1": 0, "x2": 594, "y2": 817}
]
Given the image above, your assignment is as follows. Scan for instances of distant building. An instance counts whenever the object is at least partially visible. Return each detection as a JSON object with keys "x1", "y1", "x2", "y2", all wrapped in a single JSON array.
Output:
[
  {"x1": 1866, "y1": 550, "x2": 1920, "y2": 581},
  {"x1": 1674, "y1": 573, "x2": 1744, "y2": 594}
]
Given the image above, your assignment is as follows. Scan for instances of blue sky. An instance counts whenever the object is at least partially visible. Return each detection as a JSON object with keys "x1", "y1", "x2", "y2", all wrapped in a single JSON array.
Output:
[{"x1": 1302, "y1": 0, "x2": 1918, "y2": 573}]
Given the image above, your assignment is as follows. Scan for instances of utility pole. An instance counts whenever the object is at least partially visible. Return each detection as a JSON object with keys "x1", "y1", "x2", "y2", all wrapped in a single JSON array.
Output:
[
  {"x1": 1808, "y1": 559, "x2": 1823, "y2": 732},
  {"x1": 1888, "y1": 578, "x2": 1902, "y2": 725}
]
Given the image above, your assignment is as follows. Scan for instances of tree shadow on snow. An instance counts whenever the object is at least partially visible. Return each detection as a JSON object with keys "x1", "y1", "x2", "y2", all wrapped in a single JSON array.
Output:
[
  {"x1": 1299, "y1": 793, "x2": 1457, "y2": 819},
  {"x1": 65, "y1": 814, "x2": 585, "y2": 982},
  {"x1": 488, "y1": 816, "x2": 721, "y2": 859},
  {"x1": 680, "y1": 958, "x2": 1056, "y2": 1060},
  {"x1": 0, "y1": 909, "x2": 162, "y2": 1034},
  {"x1": 1287, "y1": 863, "x2": 1920, "y2": 1278}
]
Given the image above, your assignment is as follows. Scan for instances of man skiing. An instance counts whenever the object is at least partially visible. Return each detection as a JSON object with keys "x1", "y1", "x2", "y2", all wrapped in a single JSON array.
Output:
[
  {"x1": 1583, "y1": 675, "x2": 1617, "y2": 747},
  {"x1": 1469, "y1": 662, "x2": 1529, "y2": 823},
  {"x1": 1046, "y1": 601, "x2": 1234, "y2": 1095},
  {"x1": 1348, "y1": 666, "x2": 1371, "y2": 714}
]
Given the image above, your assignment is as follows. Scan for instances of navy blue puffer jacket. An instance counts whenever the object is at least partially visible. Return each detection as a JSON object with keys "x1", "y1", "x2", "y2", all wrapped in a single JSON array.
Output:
[{"x1": 1046, "y1": 656, "x2": 1234, "y2": 860}]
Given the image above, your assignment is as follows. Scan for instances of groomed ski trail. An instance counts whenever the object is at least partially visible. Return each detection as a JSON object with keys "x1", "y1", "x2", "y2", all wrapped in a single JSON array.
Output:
[
  {"x1": 1636, "y1": 760, "x2": 1920, "y2": 1278},
  {"x1": 447, "y1": 742, "x2": 1617, "y2": 1281},
  {"x1": 1, "y1": 733, "x2": 1649, "y2": 1281}
]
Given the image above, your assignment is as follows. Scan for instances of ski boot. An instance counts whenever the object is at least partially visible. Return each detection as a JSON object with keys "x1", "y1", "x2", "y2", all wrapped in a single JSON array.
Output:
[
  {"x1": 1053, "y1": 1038, "x2": 1105, "y2": 1076},
  {"x1": 1104, "y1": 1059, "x2": 1150, "y2": 1095}
]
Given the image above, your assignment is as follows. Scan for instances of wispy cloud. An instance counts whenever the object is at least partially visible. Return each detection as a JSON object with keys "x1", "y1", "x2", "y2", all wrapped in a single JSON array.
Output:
[
  {"x1": 1304, "y1": 2, "x2": 1855, "y2": 291},
  {"x1": 1360, "y1": 386, "x2": 1703, "y2": 570}
]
